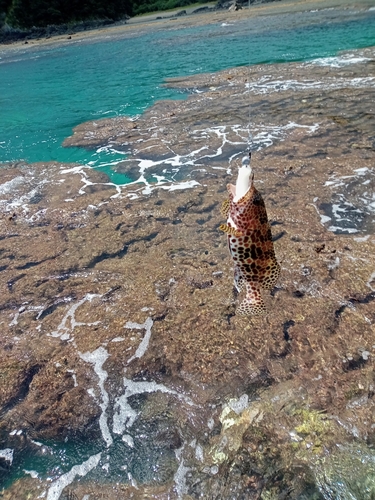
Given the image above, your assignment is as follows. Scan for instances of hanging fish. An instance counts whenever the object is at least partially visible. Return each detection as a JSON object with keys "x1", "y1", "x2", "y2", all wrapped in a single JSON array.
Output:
[{"x1": 219, "y1": 154, "x2": 280, "y2": 315}]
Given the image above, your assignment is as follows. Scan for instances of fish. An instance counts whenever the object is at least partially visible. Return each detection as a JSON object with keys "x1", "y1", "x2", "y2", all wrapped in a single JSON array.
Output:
[{"x1": 219, "y1": 156, "x2": 280, "y2": 315}]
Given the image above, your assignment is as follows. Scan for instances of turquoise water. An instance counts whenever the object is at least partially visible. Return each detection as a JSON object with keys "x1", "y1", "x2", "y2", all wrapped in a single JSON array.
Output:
[{"x1": 0, "y1": 7, "x2": 375, "y2": 183}]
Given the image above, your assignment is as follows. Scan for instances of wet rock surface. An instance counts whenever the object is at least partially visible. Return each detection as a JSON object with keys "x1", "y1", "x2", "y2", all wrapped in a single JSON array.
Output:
[{"x1": 1, "y1": 47, "x2": 375, "y2": 499}]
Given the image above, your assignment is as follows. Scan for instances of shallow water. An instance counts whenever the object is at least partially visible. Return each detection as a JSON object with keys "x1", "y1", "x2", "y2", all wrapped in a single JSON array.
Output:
[{"x1": 0, "y1": 7, "x2": 374, "y2": 178}]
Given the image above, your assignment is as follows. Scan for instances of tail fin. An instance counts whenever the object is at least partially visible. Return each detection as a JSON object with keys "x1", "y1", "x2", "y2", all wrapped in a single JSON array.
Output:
[{"x1": 237, "y1": 286, "x2": 266, "y2": 316}]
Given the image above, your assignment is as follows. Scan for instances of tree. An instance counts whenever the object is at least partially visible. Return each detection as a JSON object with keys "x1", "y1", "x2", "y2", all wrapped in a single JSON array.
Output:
[{"x1": 5, "y1": 0, "x2": 133, "y2": 29}]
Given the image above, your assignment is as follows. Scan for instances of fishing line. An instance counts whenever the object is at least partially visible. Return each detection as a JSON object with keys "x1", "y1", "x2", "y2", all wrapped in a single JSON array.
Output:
[
  {"x1": 247, "y1": 0, "x2": 253, "y2": 150},
  {"x1": 242, "y1": 0, "x2": 253, "y2": 167}
]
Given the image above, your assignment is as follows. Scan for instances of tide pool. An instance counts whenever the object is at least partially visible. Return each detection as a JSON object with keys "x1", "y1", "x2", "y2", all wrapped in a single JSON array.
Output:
[{"x1": 0, "y1": 7, "x2": 374, "y2": 182}]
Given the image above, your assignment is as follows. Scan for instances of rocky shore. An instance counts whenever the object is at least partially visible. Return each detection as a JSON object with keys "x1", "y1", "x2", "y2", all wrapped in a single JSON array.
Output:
[
  {"x1": 0, "y1": 0, "x2": 276, "y2": 45},
  {"x1": 1, "y1": 46, "x2": 375, "y2": 498},
  {"x1": 1, "y1": 0, "x2": 374, "y2": 49}
]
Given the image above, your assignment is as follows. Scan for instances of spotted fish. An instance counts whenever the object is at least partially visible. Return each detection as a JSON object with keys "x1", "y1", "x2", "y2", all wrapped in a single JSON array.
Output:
[{"x1": 219, "y1": 158, "x2": 280, "y2": 315}]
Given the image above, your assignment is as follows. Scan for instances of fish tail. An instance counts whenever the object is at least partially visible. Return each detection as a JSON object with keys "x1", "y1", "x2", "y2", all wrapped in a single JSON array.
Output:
[{"x1": 237, "y1": 286, "x2": 266, "y2": 316}]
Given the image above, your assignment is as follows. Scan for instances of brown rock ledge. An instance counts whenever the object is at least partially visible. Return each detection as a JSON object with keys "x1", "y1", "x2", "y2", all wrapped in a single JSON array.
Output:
[{"x1": 1, "y1": 47, "x2": 375, "y2": 499}]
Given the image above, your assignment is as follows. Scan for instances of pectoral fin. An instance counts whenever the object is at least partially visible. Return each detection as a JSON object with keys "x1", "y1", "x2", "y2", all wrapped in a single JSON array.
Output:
[
  {"x1": 219, "y1": 224, "x2": 243, "y2": 237},
  {"x1": 220, "y1": 199, "x2": 230, "y2": 218}
]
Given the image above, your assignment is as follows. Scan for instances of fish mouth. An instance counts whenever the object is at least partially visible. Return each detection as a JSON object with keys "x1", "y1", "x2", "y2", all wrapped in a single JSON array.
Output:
[
  {"x1": 229, "y1": 183, "x2": 252, "y2": 203},
  {"x1": 231, "y1": 164, "x2": 254, "y2": 203}
]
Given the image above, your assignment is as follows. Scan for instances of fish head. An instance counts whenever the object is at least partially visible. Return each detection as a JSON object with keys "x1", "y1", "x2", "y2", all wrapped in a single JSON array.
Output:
[{"x1": 227, "y1": 177, "x2": 255, "y2": 229}]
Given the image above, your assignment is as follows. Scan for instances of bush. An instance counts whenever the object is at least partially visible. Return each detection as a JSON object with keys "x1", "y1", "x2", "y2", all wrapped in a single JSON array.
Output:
[{"x1": 3, "y1": 0, "x2": 133, "y2": 29}]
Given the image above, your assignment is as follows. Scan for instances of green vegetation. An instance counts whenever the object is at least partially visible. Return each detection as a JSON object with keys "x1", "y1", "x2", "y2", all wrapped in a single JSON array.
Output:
[
  {"x1": 0, "y1": 0, "x2": 214, "y2": 31},
  {"x1": 132, "y1": 0, "x2": 194, "y2": 16},
  {"x1": 135, "y1": 1, "x2": 213, "y2": 16},
  {"x1": 2, "y1": 0, "x2": 132, "y2": 29}
]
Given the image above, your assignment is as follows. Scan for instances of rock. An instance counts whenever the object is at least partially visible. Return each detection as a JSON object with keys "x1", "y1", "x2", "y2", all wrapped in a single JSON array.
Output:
[
  {"x1": 228, "y1": 1, "x2": 242, "y2": 11},
  {"x1": 1, "y1": 46, "x2": 375, "y2": 497},
  {"x1": 192, "y1": 7, "x2": 212, "y2": 14}
]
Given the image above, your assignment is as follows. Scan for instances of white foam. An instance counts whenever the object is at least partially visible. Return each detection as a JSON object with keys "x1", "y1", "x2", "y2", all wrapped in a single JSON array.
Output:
[
  {"x1": 30, "y1": 439, "x2": 43, "y2": 447},
  {"x1": 174, "y1": 445, "x2": 190, "y2": 499},
  {"x1": 195, "y1": 443, "x2": 204, "y2": 462},
  {"x1": 228, "y1": 394, "x2": 249, "y2": 415},
  {"x1": 327, "y1": 225, "x2": 359, "y2": 234},
  {"x1": 246, "y1": 75, "x2": 375, "y2": 94},
  {"x1": 164, "y1": 180, "x2": 201, "y2": 191},
  {"x1": 59, "y1": 164, "x2": 122, "y2": 198},
  {"x1": 367, "y1": 272, "x2": 375, "y2": 291},
  {"x1": 327, "y1": 256, "x2": 340, "y2": 271},
  {"x1": 46, "y1": 453, "x2": 101, "y2": 500},
  {"x1": 55, "y1": 118, "x2": 320, "y2": 198},
  {"x1": 125, "y1": 317, "x2": 153, "y2": 364},
  {"x1": 322, "y1": 166, "x2": 375, "y2": 233},
  {"x1": 250, "y1": 121, "x2": 319, "y2": 149},
  {"x1": 0, "y1": 448, "x2": 13, "y2": 464},
  {"x1": 112, "y1": 377, "x2": 193, "y2": 437},
  {"x1": 354, "y1": 167, "x2": 370, "y2": 174},
  {"x1": 24, "y1": 469, "x2": 39, "y2": 478},
  {"x1": 80, "y1": 347, "x2": 113, "y2": 447},
  {"x1": 320, "y1": 215, "x2": 331, "y2": 224},
  {"x1": 310, "y1": 56, "x2": 370, "y2": 67},
  {"x1": 0, "y1": 176, "x2": 24, "y2": 195},
  {"x1": 67, "y1": 369, "x2": 78, "y2": 387},
  {"x1": 122, "y1": 434, "x2": 135, "y2": 448},
  {"x1": 9, "y1": 312, "x2": 19, "y2": 327},
  {"x1": 354, "y1": 235, "x2": 370, "y2": 242},
  {"x1": 127, "y1": 471, "x2": 138, "y2": 489},
  {"x1": 49, "y1": 294, "x2": 100, "y2": 341}
]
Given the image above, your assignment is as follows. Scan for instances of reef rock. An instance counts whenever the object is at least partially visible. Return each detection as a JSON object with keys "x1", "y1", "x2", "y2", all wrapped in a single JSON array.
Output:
[{"x1": 1, "y1": 46, "x2": 375, "y2": 498}]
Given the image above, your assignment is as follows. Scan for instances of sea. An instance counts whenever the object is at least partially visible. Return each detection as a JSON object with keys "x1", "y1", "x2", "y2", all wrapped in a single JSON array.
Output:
[{"x1": 0, "y1": 5, "x2": 375, "y2": 186}]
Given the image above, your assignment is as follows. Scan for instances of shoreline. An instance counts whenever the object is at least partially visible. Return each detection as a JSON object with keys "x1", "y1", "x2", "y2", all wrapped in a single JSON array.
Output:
[{"x1": 1, "y1": 0, "x2": 374, "y2": 52}]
